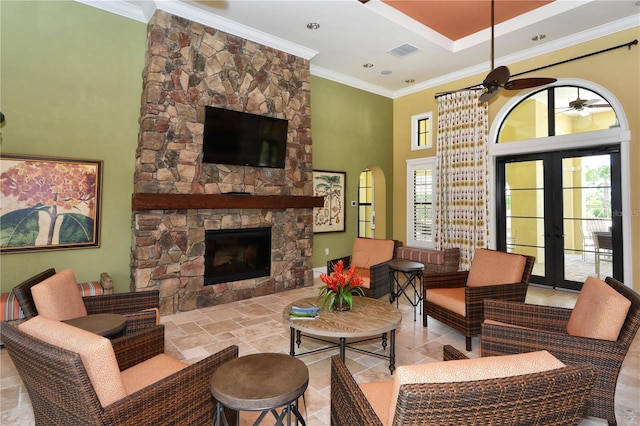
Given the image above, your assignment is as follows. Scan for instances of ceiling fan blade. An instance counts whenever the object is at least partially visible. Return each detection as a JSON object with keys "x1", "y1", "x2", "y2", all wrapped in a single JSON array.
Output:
[
  {"x1": 483, "y1": 66, "x2": 510, "y2": 87},
  {"x1": 504, "y1": 77, "x2": 557, "y2": 90},
  {"x1": 479, "y1": 89, "x2": 498, "y2": 103},
  {"x1": 587, "y1": 104, "x2": 611, "y2": 108}
]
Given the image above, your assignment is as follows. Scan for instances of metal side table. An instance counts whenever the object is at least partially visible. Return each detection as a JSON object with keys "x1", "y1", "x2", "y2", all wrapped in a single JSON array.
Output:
[{"x1": 389, "y1": 259, "x2": 425, "y2": 321}]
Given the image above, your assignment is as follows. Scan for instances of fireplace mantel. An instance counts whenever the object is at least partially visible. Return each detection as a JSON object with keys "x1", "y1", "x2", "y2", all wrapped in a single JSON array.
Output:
[{"x1": 132, "y1": 193, "x2": 325, "y2": 211}]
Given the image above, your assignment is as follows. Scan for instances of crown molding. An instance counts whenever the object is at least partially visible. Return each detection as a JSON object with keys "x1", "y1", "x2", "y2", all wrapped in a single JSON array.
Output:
[
  {"x1": 310, "y1": 65, "x2": 395, "y2": 99},
  {"x1": 75, "y1": 0, "x2": 318, "y2": 60}
]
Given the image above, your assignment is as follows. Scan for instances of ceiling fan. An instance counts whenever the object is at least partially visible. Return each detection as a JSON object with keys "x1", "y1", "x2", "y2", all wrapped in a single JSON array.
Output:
[
  {"x1": 438, "y1": 0, "x2": 557, "y2": 102},
  {"x1": 558, "y1": 88, "x2": 611, "y2": 113}
]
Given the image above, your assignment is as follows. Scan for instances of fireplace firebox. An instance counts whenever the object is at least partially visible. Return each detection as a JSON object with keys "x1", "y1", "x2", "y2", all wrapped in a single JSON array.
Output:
[{"x1": 204, "y1": 227, "x2": 272, "y2": 285}]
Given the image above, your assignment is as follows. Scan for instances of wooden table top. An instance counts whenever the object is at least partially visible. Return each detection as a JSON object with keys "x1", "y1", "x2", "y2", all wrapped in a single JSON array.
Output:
[
  {"x1": 389, "y1": 259, "x2": 425, "y2": 272},
  {"x1": 282, "y1": 296, "x2": 402, "y2": 338},
  {"x1": 63, "y1": 313, "x2": 126, "y2": 337},
  {"x1": 210, "y1": 353, "x2": 308, "y2": 411}
]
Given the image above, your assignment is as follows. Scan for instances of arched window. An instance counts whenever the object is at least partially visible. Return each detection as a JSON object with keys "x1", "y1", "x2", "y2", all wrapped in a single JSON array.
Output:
[{"x1": 498, "y1": 86, "x2": 617, "y2": 144}]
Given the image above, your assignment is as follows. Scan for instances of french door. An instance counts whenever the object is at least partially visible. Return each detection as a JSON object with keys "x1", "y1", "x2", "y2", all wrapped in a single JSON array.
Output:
[{"x1": 496, "y1": 147, "x2": 623, "y2": 290}]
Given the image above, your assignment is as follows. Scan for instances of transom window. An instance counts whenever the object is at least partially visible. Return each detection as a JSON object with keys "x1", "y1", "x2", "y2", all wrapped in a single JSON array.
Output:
[
  {"x1": 498, "y1": 86, "x2": 616, "y2": 143},
  {"x1": 411, "y1": 112, "x2": 432, "y2": 150}
]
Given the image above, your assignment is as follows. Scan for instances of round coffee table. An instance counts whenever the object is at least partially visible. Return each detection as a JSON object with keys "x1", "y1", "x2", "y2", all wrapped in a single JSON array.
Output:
[
  {"x1": 210, "y1": 353, "x2": 308, "y2": 426},
  {"x1": 283, "y1": 297, "x2": 402, "y2": 374}
]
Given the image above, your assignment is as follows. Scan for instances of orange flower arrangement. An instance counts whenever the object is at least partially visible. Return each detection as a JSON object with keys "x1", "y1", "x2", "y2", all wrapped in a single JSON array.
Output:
[{"x1": 318, "y1": 260, "x2": 365, "y2": 311}]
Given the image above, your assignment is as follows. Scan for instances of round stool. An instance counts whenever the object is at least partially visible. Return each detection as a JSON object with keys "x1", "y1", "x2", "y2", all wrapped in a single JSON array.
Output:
[{"x1": 210, "y1": 353, "x2": 308, "y2": 425}]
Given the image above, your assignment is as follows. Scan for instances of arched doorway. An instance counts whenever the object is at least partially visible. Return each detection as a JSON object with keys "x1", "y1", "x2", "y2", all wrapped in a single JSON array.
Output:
[{"x1": 489, "y1": 79, "x2": 631, "y2": 289}]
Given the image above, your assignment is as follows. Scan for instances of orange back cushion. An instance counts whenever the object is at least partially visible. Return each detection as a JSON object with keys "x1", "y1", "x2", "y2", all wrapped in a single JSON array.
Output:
[
  {"x1": 351, "y1": 238, "x2": 395, "y2": 269},
  {"x1": 466, "y1": 249, "x2": 526, "y2": 287},
  {"x1": 18, "y1": 315, "x2": 127, "y2": 407},
  {"x1": 30, "y1": 269, "x2": 87, "y2": 321},
  {"x1": 567, "y1": 276, "x2": 631, "y2": 341}
]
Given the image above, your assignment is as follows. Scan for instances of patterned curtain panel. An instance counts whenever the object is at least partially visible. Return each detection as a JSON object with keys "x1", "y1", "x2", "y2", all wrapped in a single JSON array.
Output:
[{"x1": 435, "y1": 90, "x2": 489, "y2": 269}]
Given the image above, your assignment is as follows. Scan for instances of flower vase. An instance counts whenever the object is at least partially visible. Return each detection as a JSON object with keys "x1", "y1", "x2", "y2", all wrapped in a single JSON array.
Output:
[{"x1": 334, "y1": 297, "x2": 350, "y2": 312}]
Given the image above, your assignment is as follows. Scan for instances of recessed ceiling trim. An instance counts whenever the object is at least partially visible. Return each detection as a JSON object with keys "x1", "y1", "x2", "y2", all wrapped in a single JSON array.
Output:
[
  {"x1": 365, "y1": 0, "x2": 455, "y2": 51},
  {"x1": 451, "y1": 0, "x2": 593, "y2": 52}
]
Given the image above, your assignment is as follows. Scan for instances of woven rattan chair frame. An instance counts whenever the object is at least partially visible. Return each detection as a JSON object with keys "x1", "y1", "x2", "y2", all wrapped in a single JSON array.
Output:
[
  {"x1": 330, "y1": 351, "x2": 594, "y2": 426},
  {"x1": 326, "y1": 240, "x2": 401, "y2": 299},
  {"x1": 12, "y1": 268, "x2": 159, "y2": 333},
  {"x1": 481, "y1": 276, "x2": 640, "y2": 426},
  {"x1": 423, "y1": 251, "x2": 535, "y2": 351},
  {"x1": 0, "y1": 322, "x2": 238, "y2": 425}
]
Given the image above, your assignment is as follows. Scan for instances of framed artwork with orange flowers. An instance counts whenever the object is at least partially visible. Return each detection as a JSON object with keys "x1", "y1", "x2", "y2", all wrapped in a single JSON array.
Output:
[
  {"x1": 0, "y1": 154, "x2": 103, "y2": 254},
  {"x1": 312, "y1": 170, "x2": 345, "y2": 233}
]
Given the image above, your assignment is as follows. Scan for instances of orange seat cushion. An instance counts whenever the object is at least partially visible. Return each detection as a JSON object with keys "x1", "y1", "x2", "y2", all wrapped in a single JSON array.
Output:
[
  {"x1": 426, "y1": 287, "x2": 466, "y2": 316},
  {"x1": 30, "y1": 269, "x2": 88, "y2": 321},
  {"x1": 466, "y1": 249, "x2": 526, "y2": 287},
  {"x1": 18, "y1": 316, "x2": 126, "y2": 407},
  {"x1": 121, "y1": 354, "x2": 187, "y2": 395},
  {"x1": 359, "y1": 380, "x2": 394, "y2": 425},
  {"x1": 567, "y1": 276, "x2": 631, "y2": 341}
]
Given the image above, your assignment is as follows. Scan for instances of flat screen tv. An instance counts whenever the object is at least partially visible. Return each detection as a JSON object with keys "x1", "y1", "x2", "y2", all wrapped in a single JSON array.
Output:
[{"x1": 203, "y1": 106, "x2": 288, "y2": 168}]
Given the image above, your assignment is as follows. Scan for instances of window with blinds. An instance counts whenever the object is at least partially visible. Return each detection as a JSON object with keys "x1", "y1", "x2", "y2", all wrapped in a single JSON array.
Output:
[{"x1": 407, "y1": 158, "x2": 435, "y2": 247}]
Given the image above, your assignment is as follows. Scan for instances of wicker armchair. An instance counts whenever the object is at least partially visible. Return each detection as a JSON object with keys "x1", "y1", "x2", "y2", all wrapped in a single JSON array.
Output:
[
  {"x1": 481, "y1": 276, "x2": 640, "y2": 426},
  {"x1": 423, "y1": 249, "x2": 535, "y2": 350},
  {"x1": 0, "y1": 320, "x2": 238, "y2": 425},
  {"x1": 330, "y1": 347, "x2": 594, "y2": 426},
  {"x1": 12, "y1": 268, "x2": 159, "y2": 333},
  {"x1": 327, "y1": 238, "x2": 400, "y2": 299}
]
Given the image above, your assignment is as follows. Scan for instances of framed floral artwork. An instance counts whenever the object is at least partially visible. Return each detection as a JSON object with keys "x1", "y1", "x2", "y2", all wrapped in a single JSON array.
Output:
[
  {"x1": 0, "y1": 154, "x2": 103, "y2": 254},
  {"x1": 313, "y1": 170, "x2": 345, "y2": 233}
]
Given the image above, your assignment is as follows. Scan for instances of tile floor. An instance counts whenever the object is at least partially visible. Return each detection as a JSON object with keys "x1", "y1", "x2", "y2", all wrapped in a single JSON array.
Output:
[{"x1": 1, "y1": 279, "x2": 638, "y2": 425}]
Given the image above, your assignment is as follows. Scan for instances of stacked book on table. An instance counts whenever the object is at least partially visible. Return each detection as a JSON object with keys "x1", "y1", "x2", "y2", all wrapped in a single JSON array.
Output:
[{"x1": 288, "y1": 306, "x2": 320, "y2": 320}]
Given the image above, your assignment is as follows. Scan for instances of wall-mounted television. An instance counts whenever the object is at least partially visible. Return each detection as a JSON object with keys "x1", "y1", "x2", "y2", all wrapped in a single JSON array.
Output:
[{"x1": 202, "y1": 106, "x2": 288, "y2": 169}]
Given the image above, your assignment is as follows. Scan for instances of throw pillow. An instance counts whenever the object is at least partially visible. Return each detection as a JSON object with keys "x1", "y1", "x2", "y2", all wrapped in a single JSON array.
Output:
[{"x1": 566, "y1": 276, "x2": 631, "y2": 341}]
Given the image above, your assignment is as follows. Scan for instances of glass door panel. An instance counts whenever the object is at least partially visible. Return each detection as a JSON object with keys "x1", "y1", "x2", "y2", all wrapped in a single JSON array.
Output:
[
  {"x1": 562, "y1": 154, "x2": 613, "y2": 283},
  {"x1": 505, "y1": 160, "x2": 545, "y2": 278},
  {"x1": 497, "y1": 148, "x2": 622, "y2": 290}
]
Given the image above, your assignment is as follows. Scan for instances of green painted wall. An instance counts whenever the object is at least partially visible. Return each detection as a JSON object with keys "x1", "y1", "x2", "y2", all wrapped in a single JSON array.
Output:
[
  {"x1": 310, "y1": 76, "x2": 394, "y2": 269},
  {"x1": 1, "y1": 1, "x2": 146, "y2": 292}
]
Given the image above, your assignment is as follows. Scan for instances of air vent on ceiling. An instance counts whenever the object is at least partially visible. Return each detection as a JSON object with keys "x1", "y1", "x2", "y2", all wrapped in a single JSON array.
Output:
[{"x1": 387, "y1": 43, "x2": 420, "y2": 58}]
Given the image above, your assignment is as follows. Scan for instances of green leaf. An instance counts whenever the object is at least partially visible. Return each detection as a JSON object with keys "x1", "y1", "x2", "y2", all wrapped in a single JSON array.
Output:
[
  {"x1": 58, "y1": 213, "x2": 94, "y2": 243},
  {"x1": 0, "y1": 208, "x2": 41, "y2": 247}
]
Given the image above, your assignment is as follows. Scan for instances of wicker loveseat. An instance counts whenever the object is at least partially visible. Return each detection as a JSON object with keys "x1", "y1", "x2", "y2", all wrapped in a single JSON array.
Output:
[
  {"x1": 395, "y1": 246, "x2": 460, "y2": 274},
  {"x1": 330, "y1": 346, "x2": 595, "y2": 426},
  {"x1": 0, "y1": 317, "x2": 238, "y2": 425}
]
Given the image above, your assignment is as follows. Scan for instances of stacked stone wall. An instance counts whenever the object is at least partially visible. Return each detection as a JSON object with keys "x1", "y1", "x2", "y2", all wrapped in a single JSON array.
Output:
[{"x1": 132, "y1": 10, "x2": 314, "y2": 314}]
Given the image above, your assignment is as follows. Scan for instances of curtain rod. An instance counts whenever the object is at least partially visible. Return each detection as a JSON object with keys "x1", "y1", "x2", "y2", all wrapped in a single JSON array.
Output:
[
  {"x1": 434, "y1": 39, "x2": 638, "y2": 99},
  {"x1": 511, "y1": 39, "x2": 638, "y2": 78}
]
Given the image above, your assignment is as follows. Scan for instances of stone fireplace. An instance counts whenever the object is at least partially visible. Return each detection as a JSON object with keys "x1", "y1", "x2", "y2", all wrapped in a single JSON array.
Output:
[{"x1": 131, "y1": 10, "x2": 320, "y2": 315}]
